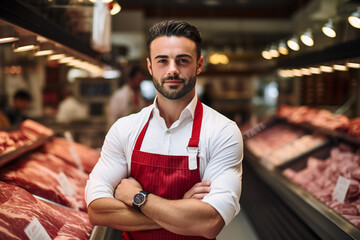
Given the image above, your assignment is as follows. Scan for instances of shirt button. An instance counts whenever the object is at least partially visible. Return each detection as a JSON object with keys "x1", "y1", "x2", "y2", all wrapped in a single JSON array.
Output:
[{"x1": 166, "y1": 129, "x2": 171, "y2": 134}]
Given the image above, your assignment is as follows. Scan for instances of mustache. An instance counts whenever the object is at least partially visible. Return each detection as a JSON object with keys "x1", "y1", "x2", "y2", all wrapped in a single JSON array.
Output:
[{"x1": 162, "y1": 76, "x2": 185, "y2": 82}]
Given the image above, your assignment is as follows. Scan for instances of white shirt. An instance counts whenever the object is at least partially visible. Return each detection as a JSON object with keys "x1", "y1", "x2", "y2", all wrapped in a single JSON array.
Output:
[
  {"x1": 107, "y1": 84, "x2": 146, "y2": 129},
  {"x1": 56, "y1": 96, "x2": 88, "y2": 124},
  {"x1": 85, "y1": 96, "x2": 243, "y2": 226}
]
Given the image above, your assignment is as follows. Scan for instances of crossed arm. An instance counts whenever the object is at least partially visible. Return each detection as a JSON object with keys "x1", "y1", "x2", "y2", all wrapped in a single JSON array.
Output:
[{"x1": 87, "y1": 179, "x2": 224, "y2": 239}]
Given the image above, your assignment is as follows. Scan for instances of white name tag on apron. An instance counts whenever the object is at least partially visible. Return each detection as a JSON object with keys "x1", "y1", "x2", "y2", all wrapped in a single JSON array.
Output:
[{"x1": 187, "y1": 147, "x2": 198, "y2": 170}]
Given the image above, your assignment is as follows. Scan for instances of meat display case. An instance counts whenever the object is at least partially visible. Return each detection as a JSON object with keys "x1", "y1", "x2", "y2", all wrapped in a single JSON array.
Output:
[
  {"x1": 243, "y1": 118, "x2": 360, "y2": 240},
  {"x1": 0, "y1": 123, "x2": 106, "y2": 239}
]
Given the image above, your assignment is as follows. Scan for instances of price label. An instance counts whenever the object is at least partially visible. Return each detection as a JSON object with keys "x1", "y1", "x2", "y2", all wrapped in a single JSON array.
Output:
[
  {"x1": 332, "y1": 176, "x2": 350, "y2": 203},
  {"x1": 57, "y1": 172, "x2": 76, "y2": 197},
  {"x1": 24, "y1": 218, "x2": 51, "y2": 240},
  {"x1": 64, "y1": 131, "x2": 84, "y2": 172}
]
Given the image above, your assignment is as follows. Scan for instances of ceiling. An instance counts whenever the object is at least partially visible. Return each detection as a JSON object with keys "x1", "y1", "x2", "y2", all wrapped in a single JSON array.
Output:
[
  {"x1": 118, "y1": 0, "x2": 311, "y2": 19},
  {"x1": 2, "y1": 0, "x2": 358, "y2": 74},
  {"x1": 111, "y1": 0, "x2": 313, "y2": 73}
]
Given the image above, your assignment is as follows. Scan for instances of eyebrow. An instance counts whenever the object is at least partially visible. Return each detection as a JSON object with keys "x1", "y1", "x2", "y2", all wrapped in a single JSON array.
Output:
[{"x1": 154, "y1": 54, "x2": 193, "y2": 59}]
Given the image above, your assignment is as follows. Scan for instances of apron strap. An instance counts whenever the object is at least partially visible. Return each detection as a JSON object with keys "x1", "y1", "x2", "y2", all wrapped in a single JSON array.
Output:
[
  {"x1": 134, "y1": 111, "x2": 152, "y2": 150},
  {"x1": 188, "y1": 98, "x2": 203, "y2": 148},
  {"x1": 134, "y1": 98, "x2": 203, "y2": 151}
]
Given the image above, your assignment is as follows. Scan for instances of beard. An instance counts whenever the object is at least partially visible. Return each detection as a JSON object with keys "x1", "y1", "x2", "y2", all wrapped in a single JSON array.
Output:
[{"x1": 152, "y1": 74, "x2": 197, "y2": 100}]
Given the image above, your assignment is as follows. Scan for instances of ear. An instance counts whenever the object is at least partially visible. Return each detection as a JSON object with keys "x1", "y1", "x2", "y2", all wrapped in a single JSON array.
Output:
[
  {"x1": 146, "y1": 58, "x2": 153, "y2": 76},
  {"x1": 196, "y1": 56, "x2": 204, "y2": 75}
]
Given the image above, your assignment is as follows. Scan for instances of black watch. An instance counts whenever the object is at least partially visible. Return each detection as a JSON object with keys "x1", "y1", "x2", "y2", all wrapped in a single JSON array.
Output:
[{"x1": 132, "y1": 190, "x2": 150, "y2": 212}]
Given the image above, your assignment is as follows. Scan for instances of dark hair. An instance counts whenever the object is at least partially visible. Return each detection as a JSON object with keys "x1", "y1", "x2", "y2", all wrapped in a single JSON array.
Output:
[
  {"x1": 147, "y1": 20, "x2": 202, "y2": 60},
  {"x1": 14, "y1": 90, "x2": 31, "y2": 101}
]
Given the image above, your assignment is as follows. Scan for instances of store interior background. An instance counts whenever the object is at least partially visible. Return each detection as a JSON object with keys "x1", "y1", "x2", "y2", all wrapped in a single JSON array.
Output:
[{"x1": 0, "y1": 0, "x2": 360, "y2": 149}]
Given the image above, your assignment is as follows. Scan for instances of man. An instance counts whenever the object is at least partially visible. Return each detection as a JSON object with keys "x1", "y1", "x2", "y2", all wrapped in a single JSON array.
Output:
[
  {"x1": 107, "y1": 65, "x2": 147, "y2": 129},
  {"x1": 85, "y1": 20, "x2": 243, "y2": 239},
  {"x1": 5, "y1": 90, "x2": 32, "y2": 126}
]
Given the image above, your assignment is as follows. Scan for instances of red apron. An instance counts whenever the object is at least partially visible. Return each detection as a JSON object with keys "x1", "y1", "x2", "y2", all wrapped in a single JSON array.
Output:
[{"x1": 122, "y1": 99, "x2": 215, "y2": 240}]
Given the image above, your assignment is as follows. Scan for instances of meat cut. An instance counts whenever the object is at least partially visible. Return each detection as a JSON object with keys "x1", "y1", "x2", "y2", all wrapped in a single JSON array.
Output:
[
  {"x1": 0, "y1": 181, "x2": 92, "y2": 240},
  {"x1": 41, "y1": 137, "x2": 100, "y2": 174},
  {"x1": 283, "y1": 144, "x2": 360, "y2": 227},
  {"x1": 0, "y1": 152, "x2": 88, "y2": 211}
]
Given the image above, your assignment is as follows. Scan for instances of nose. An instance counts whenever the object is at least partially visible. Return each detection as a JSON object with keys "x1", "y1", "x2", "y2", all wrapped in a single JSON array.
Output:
[{"x1": 167, "y1": 60, "x2": 179, "y2": 76}]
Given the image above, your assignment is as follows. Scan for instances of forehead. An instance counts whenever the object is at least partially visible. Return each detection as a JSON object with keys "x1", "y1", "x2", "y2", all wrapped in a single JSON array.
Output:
[{"x1": 149, "y1": 36, "x2": 196, "y2": 58}]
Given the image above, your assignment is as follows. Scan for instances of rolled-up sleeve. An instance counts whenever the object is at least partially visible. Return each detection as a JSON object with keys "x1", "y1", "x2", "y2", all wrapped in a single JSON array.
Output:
[{"x1": 201, "y1": 122, "x2": 243, "y2": 226}]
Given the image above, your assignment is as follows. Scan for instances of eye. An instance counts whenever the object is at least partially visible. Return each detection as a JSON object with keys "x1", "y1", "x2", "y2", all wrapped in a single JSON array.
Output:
[
  {"x1": 157, "y1": 59, "x2": 167, "y2": 63},
  {"x1": 178, "y1": 59, "x2": 189, "y2": 64}
]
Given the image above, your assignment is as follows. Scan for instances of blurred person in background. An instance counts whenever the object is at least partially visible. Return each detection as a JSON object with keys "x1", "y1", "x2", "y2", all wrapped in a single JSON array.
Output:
[
  {"x1": 4, "y1": 90, "x2": 32, "y2": 126},
  {"x1": 107, "y1": 65, "x2": 147, "y2": 129},
  {"x1": 56, "y1": 85, "x2": 88, "y2": 124}
]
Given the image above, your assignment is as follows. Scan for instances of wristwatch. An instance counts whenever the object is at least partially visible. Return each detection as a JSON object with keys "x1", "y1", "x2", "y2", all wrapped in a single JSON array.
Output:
[{"x1": 132, "y1": 190, "x2": 150, "y2": 212}]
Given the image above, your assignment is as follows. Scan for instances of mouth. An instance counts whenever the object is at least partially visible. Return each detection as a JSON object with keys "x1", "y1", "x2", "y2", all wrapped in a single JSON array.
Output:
[{"x1": 163, "y1": 77, "x2": 185, "y2": 86}]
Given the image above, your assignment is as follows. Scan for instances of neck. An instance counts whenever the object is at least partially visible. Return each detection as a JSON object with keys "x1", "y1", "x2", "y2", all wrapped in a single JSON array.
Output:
[{"x1": 156, "y1": 92, "x2": 195, "y2": 128}]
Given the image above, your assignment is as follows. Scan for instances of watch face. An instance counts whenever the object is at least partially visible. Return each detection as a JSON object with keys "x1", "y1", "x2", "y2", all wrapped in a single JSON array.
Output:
[{"x1": 134, "y1": 193, "x2": 145, "y2": 205}]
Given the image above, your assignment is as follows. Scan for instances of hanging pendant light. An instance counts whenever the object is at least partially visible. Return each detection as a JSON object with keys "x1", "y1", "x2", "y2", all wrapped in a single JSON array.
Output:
[
  {"x1": 322, "y1": 19, "x2": 336, "y2": 38},
  {"x1": 278, "y1": 41, "x2": 289, "y2": 55},
  {"x1": 287, "y1": 37, "x2": 300, "y2": 51},
  {"x1": 0, "y1": 25, "x2": 19, "y2": 44},
  {"x1": 13, "y1": 35, "x2": 38, "y2": 52},
  {"x1": 348, "y1": 7, "x2": 360, "y2": 29},
  {"x1": 300, "y1": 29, "x2": 314, "y2": 47}
]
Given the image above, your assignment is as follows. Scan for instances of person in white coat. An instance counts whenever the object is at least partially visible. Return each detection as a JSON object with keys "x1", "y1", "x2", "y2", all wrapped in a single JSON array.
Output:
[{"x1": 107, "y1": 66, "x2": 147, "y2": 129}]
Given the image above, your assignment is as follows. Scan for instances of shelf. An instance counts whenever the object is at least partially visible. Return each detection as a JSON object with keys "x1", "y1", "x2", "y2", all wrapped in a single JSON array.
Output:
[
  {"x1": 280, "y1": 118, "x2": 360, "y2": 146},
  {"x1": 0, "y1": 135, "x2": 52, "y2": 168}
]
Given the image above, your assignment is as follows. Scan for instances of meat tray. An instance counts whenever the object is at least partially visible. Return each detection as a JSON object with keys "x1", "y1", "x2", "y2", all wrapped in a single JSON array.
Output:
[
  {"x1": 0, "y1": 135, "x2": 52, "y2": 168},
  {"x1": 244, "y1": 118, "x2": 330, "y2": 170},
  {"x1": 245, "y1": 142, "x2": 360, "y2": 240}
]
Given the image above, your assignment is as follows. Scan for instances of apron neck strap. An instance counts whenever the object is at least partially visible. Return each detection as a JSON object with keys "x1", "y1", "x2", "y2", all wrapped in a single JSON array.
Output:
[
  {"x1": 134, "y1": 98, "x2": 203, "y2": 150},
  {"x1": 188, "y1": 98, "x2": 203, "y2": 148}
]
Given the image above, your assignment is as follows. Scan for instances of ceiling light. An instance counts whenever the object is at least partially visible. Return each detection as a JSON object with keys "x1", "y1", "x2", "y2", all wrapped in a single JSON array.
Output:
[
  {"x1": 269, "y1": 44, "x2": 279, "y2": 58},
  {"x1": 348, "y1": 7, "x2": 360, "y2": 29},
  {"x1": 300, "y1": 29, "x2": 314, "y2": 47},
  {"x1": 278, "y1": 41, "x2": 289, "y2": 55},
  {"x1": 287, "y1": 37, "x2": 300, "y2": 51},
  {"x1": 34, "y1": 42, "x2": 55, "y2": 56},
  {"x1": 310, "y1": 67, "x2": 321, "y2": 74},
  {"x1": 320, "y1": 65, "x2": 333, "y2": 73},
  {"x1": 13, "y1": 35, "x2": 38, "y2": 52},
  {"x1": 208, "y1": 53, "x2": 229, "y2": 65},
  {"x1": 109, "y1": 2, "x2": 121, "y2": 15},
  {"x1": 322, "y1": 19, "x2": 336, "y2": 38},
  {"x1": 261, "y1": 48, "x2": 272, "y2": 60},
  {"x1": 293, "y1": 69, "x2": 303, "y2": 77},
  {"x1": 347, "y1": 62, "x2": 360, "y2": 69},
  {"x1": 0, "y1": 25, "x2": 19, "y2": 44},
  {"x1": 59, "y1": 56, "x2": 74, "y2": 64},
  {"x1": 301, "y1": 68, "x2": 311, "y2": 75},
  {"x1": 333, "y1": 64, "x2": 348, "y2": 71}
]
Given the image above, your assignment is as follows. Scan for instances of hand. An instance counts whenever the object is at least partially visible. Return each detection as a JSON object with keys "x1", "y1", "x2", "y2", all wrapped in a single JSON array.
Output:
[
  {"x1": 115, "y1": 177, "x2": 143, "y2": 206},
  {"x1": 183, "y1": 181, "x2": 211, "y2": 200}
]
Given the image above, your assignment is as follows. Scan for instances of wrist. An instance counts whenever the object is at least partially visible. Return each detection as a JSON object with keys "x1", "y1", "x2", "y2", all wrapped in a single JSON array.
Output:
[{"x1": 132, "y1": 190, "x2": 150, "y2": 212}]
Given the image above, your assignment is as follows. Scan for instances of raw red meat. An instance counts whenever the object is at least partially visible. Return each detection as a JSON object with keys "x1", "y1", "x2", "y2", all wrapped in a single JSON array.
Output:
[
  {"x1": 0, "y1": 181, "x2": 92, "y2": 240},
  {"x1": 41, "y1": 137, "x2": 100, "y2": 173},
  {"x1": 20, "y1": 119, "x2": 54, "y2": 141},
  {"x1": 283, "y1": 145, "x2": 360, "y2": 228},
  {"x1": 0, "y1": 152, "x2": 88, "y2": 211}
]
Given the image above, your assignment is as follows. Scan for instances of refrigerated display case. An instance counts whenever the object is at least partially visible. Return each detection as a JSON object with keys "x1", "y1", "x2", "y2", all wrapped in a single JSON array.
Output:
[{"x1": 242, "y1": 116, "x2": 360, "y2": 240}]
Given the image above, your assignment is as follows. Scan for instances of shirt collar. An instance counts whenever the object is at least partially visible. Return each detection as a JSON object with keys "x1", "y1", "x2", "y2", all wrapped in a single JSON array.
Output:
[{"x1": 152, "y1": 95, "x2": 198, "y2": 120}]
